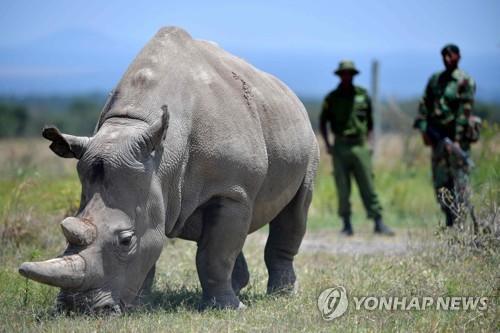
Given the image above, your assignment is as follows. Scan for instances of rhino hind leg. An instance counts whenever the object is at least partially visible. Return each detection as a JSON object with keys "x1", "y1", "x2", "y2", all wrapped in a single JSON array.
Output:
[
  {"x1": 196, "y1": 197, "x2": 251, "y2": 310},
  {"x1": 231, "y1": 252, "x2": 250, "y2": 295},
  {"x1": 265, "y1": 180, "x2": 313, "y2": 295}
]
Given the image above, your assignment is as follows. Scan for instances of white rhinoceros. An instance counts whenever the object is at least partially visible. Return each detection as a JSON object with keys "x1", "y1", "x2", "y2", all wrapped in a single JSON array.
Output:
[{"x1": 19, "y1": 26, "x2": 319, "y2": 313}]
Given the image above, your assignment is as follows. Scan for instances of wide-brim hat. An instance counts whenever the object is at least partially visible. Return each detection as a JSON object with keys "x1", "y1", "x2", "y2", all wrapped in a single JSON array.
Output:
[{"x1": 334, "y1": 60, "x2": 359, "y2": 75}]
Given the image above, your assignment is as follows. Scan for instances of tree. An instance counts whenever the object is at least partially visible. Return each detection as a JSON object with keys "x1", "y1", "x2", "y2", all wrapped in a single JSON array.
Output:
[{"x1": 0, "y1": 104, "x2": 28, "y2": 137}]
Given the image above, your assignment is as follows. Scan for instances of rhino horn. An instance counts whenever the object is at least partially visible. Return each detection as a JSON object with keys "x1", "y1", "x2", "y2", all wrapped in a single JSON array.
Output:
[
  {"x1": 60, "y1": 217, "x2": 96, "y2": 246},
  {"x1": 19, "y1": 255, "x2": 86, "y2": 289}
]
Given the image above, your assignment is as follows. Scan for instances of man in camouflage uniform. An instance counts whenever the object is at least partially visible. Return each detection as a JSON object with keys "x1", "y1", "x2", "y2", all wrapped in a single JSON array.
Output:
[
  {"x1": 414, "y1": 44, "x2": 479, "y2": 227},
  {"x1": 320, "y1": 60, "x2": 394, "y2": 236}
]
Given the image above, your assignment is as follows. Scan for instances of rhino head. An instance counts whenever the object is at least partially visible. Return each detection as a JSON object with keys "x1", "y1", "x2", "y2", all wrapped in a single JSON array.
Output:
[{"x1": 19, "y1": 106, "x2": 170, "y2": 314}]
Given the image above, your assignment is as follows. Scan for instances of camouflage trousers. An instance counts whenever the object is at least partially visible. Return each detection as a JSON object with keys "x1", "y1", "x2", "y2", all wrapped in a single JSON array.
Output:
[{"x1": 431, "y1": 143, "x2": 473, "y2": 225}]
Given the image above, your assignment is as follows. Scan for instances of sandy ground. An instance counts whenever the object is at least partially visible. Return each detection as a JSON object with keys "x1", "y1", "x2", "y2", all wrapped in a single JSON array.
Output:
[{"x1": 245, "y1": 228, "x2": 433, "y2": 257}]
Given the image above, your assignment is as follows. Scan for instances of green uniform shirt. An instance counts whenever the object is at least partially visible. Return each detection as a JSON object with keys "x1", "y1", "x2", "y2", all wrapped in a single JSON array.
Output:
[
  {"x1": 414, "y1": 68, "x2": 476, "y2": 143},
  {"x1": 320, "y1": 85, "x2": 373, "y2": 138}
]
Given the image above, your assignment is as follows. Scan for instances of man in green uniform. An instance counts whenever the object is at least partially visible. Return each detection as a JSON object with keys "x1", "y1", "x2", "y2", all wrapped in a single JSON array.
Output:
[
  {"x1": 414, "y1": 44, "x2": 479, "y2": 227},
  {"x1": 320, "y1": 60, "x2": 394, "y2": 236}
]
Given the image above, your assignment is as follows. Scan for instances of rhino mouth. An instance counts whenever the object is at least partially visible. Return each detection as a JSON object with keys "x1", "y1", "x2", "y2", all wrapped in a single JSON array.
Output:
[{"x1": 56, "y1": 289, "x2": 123, "y2": 315}]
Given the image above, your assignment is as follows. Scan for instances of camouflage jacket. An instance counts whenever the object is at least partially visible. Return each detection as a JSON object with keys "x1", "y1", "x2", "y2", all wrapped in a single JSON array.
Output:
[
  {"x1": 414, "y1": 68, "x2": 476, "y2": 144},
  {"x1": 320, "y1": 85, "x2": 373, "y2": 138}
]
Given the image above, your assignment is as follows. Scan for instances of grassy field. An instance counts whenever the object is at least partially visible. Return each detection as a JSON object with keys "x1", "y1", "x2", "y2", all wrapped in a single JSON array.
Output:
[{"x1": 0, "y1": 126, "x2": 499, "y2": 332}]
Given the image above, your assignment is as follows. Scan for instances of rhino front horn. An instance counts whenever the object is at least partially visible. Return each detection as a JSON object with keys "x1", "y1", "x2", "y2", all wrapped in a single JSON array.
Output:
[{"x1": 19, "y1": 255, "x2": 86, "y2": 289}]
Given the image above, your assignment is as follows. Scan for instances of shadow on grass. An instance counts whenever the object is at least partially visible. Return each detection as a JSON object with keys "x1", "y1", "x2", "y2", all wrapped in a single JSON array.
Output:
[
  {"x1": 24, "y1": 288, "x2": 201, "y2": 322},
  {"x1": 140, "y1": 286, "x2": 201, "y2": 312},
  {"x1": 135, "y1": 285, "x2": 271, "y2": 314}
]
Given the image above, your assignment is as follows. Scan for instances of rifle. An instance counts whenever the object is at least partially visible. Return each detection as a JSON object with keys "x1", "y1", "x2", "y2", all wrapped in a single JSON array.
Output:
[{"x1": 425, "y1": 125, "x2": 474, "y2": 169}]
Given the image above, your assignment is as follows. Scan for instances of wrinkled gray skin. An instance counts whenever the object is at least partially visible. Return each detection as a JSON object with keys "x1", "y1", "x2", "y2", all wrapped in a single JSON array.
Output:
[{"x1": 19, "y1": 27, "x2": 319, "y2": 314}]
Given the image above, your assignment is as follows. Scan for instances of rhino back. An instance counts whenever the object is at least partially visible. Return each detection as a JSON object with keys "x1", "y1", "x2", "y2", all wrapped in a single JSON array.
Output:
[
  {"x1": 188, "y1": 37, "x2": 317, "y2": 230},
  {"x1": 95, "y1": 27, "x2": 317, "y2": 233}
]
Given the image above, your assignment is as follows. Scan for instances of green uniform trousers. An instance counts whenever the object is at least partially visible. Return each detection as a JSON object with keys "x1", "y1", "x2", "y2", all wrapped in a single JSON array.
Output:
[{"x1": 332, "y1": 139, "x2": 383, "y2": 219}]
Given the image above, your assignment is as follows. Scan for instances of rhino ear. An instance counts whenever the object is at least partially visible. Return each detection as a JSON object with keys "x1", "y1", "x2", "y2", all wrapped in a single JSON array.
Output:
[
  {"x1": 42, "y1": 126, "x2": 90, "y2": 159},
  {"x1": 145, "y1": 105, "x2": 170, "y2": 153}
]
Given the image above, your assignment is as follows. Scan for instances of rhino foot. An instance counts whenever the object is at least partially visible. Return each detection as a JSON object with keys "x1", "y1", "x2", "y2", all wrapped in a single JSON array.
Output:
[
  {"x1": 267, "y1": 269, "x2": 298, "y2": 295},
  {"x1": 199, "y1": 293, "x2": 243, "y2": 310}
]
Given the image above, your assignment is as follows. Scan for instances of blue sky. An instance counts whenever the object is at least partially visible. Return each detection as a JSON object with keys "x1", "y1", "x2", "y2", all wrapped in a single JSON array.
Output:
[{"x1": 1, "y1": 0, "x2": 499, "y2": 99}]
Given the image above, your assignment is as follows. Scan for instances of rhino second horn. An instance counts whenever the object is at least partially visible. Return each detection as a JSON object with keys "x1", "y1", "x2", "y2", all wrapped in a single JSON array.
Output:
[
  {"x1": 19, "y1": 255, "x2": 86, "y2": 289},
  {"x1": 60, "y1": 217, "x2": 96, "y2": 246}
]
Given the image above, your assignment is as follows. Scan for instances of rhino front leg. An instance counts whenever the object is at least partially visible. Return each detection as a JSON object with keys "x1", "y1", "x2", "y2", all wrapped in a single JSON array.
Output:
[
  {"x1": 133, "y1": 264, "x2": 156, "y2": 306},
  {"x1": 196, "y1": 198, "x2": 250, "y2": 309},
  {"x1": 232, "y1": 252, "x2": 250, "y2": 295}
]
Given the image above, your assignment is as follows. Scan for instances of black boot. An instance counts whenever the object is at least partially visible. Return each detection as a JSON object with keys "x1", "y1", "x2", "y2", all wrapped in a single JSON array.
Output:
[
  {"x1": 374, "y1": 217, "x2": 395, "y2": 236},
  {"x1": 341, "y1": 216, "x2": 353, "y2": 236}
]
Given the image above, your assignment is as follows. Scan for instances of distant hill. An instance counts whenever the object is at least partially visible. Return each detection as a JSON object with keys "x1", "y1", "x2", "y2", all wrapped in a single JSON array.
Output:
[
  {"x1": 0, "y1": 29, "x2": 140, "y2": 95},
  {"x1": 1, "y1": 28, "x2": 499, "y2": 102}
]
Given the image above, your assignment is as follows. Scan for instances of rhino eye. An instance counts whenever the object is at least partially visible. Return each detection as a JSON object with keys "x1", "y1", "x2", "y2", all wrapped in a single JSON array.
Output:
[
  {"x1": 120, "y1": 236, "x2": 132, "y2": 246},
  {"x1": 118, "y1": 231, "x2": 134, "y2": 247}
]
